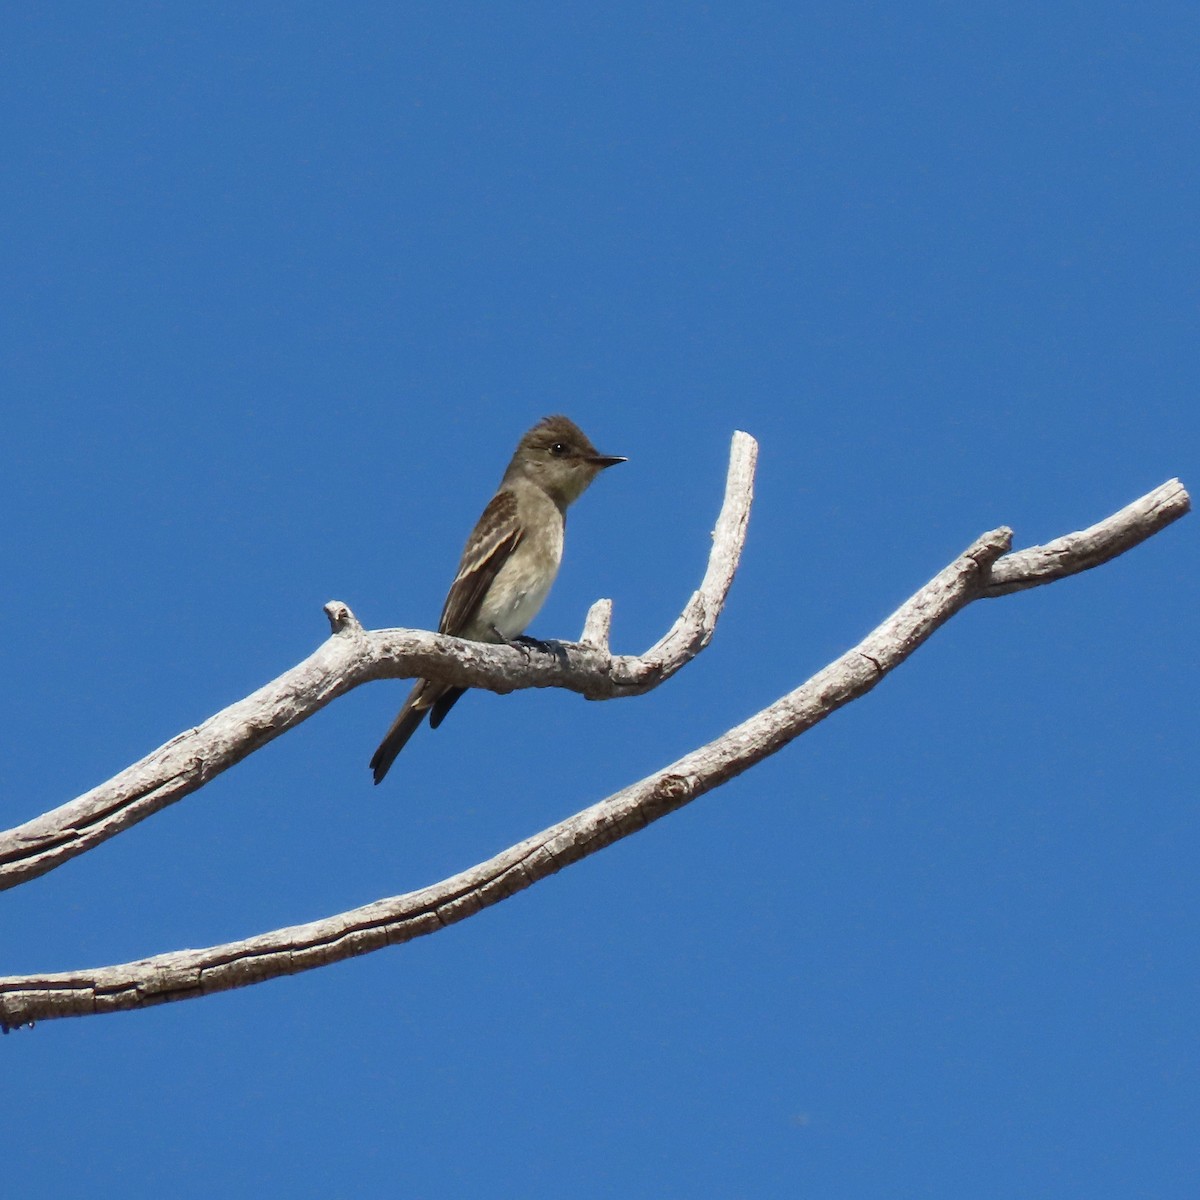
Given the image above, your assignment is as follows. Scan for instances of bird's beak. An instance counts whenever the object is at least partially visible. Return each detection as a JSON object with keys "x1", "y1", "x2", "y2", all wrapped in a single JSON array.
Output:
[{"x1": 587, "y1": 454, "x2": 627, "y2": 469}]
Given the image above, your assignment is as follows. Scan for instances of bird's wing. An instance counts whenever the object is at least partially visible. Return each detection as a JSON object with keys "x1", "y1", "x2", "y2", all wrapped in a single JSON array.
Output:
[{"x1": 438, "y1": 488, "x2": 523, "y2": 636}]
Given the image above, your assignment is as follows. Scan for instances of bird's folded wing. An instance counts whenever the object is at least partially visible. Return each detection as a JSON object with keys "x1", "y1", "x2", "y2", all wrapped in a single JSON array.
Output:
[{"x1": 438, "y1": 488, "x2": 524, "y2": 636}]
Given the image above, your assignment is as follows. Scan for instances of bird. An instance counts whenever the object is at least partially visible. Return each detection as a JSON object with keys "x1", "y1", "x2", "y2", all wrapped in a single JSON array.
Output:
[{"x1": 369, "y1": 415, "x2": 625, "y2": 783}]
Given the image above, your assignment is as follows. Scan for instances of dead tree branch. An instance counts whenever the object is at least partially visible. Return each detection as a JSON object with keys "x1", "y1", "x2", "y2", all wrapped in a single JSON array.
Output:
[
  {"x1": 0, "y1": 473, "x2": 1188, "y2": 1030},
  {"x1": 0, "y1": 432, "x2": 757, "y2": 894}
]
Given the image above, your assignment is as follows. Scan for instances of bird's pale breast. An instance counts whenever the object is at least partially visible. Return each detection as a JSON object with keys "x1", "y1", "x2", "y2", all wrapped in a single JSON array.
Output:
[{"x1": 464, "y1": 491, "x2": 564, "y2": 641}]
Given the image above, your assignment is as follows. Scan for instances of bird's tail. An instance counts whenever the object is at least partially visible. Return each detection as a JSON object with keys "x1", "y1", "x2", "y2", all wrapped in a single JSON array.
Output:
[
  {"x1": 428, "y1": 686, "x2": 465, "y2": 729},
  {"x1": 370, "y1": 680, "x2": 432, "y2": 784},
  {"x1": 369, "y1": 680, "x2": 469, "y2": 784}
]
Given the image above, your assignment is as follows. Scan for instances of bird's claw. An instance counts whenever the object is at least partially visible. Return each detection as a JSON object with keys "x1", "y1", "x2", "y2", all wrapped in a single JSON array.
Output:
[{"x1": 491, "y1": 627, "x2": 554, "y2": 659}]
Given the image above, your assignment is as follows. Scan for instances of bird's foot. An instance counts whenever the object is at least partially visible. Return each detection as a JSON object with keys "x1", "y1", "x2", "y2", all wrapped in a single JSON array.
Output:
[{"x1": 490, "y1": 627, "x2": 556, "y2": 658}]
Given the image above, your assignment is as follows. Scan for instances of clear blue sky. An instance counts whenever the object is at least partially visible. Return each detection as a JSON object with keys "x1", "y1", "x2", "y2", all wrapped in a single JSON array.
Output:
[{"x1": 3, "y1": 4, "x2": 1196, "y2": 1196}]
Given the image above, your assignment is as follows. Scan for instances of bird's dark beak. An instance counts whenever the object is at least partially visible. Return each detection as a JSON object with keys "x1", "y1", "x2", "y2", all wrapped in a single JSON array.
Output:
[{"x1": 587, "y1": 454, "x2": 627, "y2": 469}]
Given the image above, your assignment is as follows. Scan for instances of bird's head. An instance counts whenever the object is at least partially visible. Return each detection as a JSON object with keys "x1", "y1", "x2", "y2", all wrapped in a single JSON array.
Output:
[{"x1": 506, "y1": 415, "x2": 625, "y2": 507}]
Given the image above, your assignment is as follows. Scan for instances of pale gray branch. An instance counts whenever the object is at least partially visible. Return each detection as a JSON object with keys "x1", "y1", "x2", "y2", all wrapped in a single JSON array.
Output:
[
  {"x1": 0, "y1": 432, "x2": 758, "y2": 893},
  {"x1": 980, "y1": 478, "x2": 1189, "y2": 596},
  {"x1": 579, "y1": 599, "x2": 613, "y2": 652},
  {"x1": 0, "y1": 476, "x2": 1187, "y2": 1030}
]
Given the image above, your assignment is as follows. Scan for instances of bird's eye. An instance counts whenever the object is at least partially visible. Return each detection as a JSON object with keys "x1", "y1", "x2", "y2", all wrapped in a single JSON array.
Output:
[{"x1": 549, "y1": 442, "x2": 569, "y2": 456}]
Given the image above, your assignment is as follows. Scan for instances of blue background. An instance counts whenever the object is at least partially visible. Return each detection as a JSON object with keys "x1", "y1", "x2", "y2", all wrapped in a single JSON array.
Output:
[{"x1": 3, "y1": 4, "x2": 1196, "y2": 1196}]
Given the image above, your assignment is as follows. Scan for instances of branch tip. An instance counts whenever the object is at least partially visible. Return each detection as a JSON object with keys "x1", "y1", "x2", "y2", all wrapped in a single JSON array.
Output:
[
  {"x1": 580, "y1": 599, "x2": 613, "y2": 651},
  {"x1": 968, "y1": 526, "x2": 1014, "y2": 568},
  {"x1": 981, "y1": 479, "x2": 1190, "y2": 598},
  {"x1": 323, "y1": 601, "x2": 361, "y2": 634}
]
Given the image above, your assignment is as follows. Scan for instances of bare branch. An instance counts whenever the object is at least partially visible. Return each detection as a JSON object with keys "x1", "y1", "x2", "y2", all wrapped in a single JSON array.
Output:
[
  {"x1": 0, "y1": 432, "x2": 758, "y2": 893},
  {"x1": 0, "y1": 476, "x2": 1186, "y2": 1030},
  {"x1": 981, "y1": 478, "x2": 1189, "y2": 596}
]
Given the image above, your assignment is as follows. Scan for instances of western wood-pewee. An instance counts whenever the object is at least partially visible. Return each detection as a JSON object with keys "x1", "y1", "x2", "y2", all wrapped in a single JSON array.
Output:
[{"x1": 370, "y1": 415, "x2": 625, "y2": 783}]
